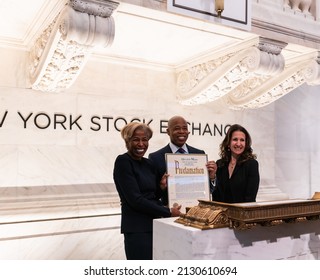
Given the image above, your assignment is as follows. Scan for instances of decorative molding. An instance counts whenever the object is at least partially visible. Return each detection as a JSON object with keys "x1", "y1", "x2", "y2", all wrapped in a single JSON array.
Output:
[
  {"x1": 286, "y1": 0, "x2": 313, "y2": 14},
  {"x1": 175, "y1": 197, "x2": 320, "y2": 230},
  {"x1": 226, "y1": 64, "x2": 307, "y2": 109},
  {"x1": 176, "y1": 37, "x2": 289, "y2": 107},
  {"x1": 252, "y1": 0, "x2": 320, "y2": 49},
  {"x1": 175, "y1": 203, "x2": 229, "y2": 230},
  {"x1": 176, "y1": 53, "x2": 236, "y2": 105},
  {"x1": 305, "y1": 52, "x2": 320, "y2": 85},
  {"x1": 227, "y1": 55, "x2": 320, "y2": 109},
  {"x1": 70, "y1": 0, "x2": 119, "y2": 17},
  {"x1": 176, "y1": 36, "x2": 320, "y2": 109},
  {"x1": 251, "y1": 19, "x2": 320, "y2": 46},
  {"x1": 29, "y1": 0, "x2": 119, "y2": 92}
]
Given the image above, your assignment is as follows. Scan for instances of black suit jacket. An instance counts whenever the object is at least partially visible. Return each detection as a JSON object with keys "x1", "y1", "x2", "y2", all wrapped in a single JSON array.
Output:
[
  {"x1": 148, "y1": 144, "x2": 205, "y2": 205},
  {"x1": 113, "y1": 153, "x2": 171, "y2": 233},
  {"x1": 212, "y1": 158, "x2": 259, "y2": 203}
]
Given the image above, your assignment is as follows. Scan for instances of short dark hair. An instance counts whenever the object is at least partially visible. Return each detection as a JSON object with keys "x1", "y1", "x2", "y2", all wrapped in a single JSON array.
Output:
[{"x1": 121, "y1": 122, "x2": 153, "y2": 144}]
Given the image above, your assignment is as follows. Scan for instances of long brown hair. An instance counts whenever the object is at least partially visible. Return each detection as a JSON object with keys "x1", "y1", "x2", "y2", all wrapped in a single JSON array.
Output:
[{"x1": 219, "y1": 124, "x2": 256, "y2": 165}]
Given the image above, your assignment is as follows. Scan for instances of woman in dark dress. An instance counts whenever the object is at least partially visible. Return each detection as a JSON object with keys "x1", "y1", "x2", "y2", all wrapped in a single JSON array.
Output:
[
  {"x1": 212, "y1": 124, "x2": 260, "y2": 203},
  {"x1": 113, "y1": 122, "x2": 181, "y2": 260}
]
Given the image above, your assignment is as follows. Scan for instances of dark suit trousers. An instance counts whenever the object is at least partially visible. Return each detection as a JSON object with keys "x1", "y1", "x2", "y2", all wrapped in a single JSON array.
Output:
[{"x1": 124, "y1": 232, "x2": 153, "y2": 260}]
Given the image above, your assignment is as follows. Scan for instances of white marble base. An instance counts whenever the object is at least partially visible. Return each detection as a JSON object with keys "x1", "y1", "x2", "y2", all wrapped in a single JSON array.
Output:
[{"x1": 153, "y1": 217, "x2": 320, "y2": 260}]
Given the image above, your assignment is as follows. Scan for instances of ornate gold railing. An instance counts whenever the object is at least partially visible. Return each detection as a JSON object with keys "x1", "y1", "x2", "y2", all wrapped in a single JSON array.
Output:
[{"x1": 175, "y1": 192, "x2": 320, "y2": 230}]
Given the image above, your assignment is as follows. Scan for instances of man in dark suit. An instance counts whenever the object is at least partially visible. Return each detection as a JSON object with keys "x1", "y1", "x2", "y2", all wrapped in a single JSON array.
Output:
[{"x1": 148, "y1": 116, "x2": 217, "y2": 205}]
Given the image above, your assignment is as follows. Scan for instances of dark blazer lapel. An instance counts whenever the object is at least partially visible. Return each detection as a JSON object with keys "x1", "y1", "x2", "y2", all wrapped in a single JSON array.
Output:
[{"x1": 164, "y1": 144, "x2": 173, "y2": 154}]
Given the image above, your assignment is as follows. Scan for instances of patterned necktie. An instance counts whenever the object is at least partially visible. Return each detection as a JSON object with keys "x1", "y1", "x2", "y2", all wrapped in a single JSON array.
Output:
[{"x1": 176, "y1": 147, "x2": 186, "y2": 154}]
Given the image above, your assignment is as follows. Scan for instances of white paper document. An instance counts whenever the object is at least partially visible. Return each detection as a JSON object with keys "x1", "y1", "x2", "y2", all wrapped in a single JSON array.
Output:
[{"x1": 165, "y1": 153, "x2": 210, "y2": 209}]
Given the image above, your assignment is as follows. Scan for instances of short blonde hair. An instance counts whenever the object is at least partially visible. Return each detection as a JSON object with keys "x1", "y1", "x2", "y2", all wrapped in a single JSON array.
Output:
[{"x1": 120, "y1": 122, "x2": 153, "y2": 144}]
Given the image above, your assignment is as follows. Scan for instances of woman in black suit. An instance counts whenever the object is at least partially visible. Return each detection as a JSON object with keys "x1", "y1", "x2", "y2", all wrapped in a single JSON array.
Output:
[
  {"x1": 212, "y1": 124, "x2": 260, "y2": 203},
  {"x1": 113, "y1": 122, "x2": 181, "y2": 260}
]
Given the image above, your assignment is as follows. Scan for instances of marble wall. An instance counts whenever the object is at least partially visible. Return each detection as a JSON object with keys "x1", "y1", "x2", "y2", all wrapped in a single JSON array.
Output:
[
  {"x1": 0, "y1": 52, "x2": 276, "y2": 259},
  {"x1": 0, "y1": 183, "x2": 125, "y2": 260},
  {"x1": 1, "y1": 0, "x2": 320, "y2": 261},
  {"x1": 0, "y1": 52, "x2": 277, "y2": 189},
  {"x1": 275, "y1": 83, "x2": 320, "y2": 199},
  {"x1": 2, "y1": 45, "x2": 320, "y2": 259}
]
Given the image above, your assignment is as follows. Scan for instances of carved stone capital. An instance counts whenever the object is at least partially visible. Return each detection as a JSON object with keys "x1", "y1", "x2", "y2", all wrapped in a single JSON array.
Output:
[
  {"x1": 304, "y1": 53, "x2": 320, "y2": 86},
  {"x1": 176, "y1": 37, "x2": 287, "y2": 107},
  {"x1": 241, "y1": 37, "x2": 287, "y2": 76},
  {"x1": 29, "y1": 0, "x2": 119, "y2": 92},
  {"x1": 242, "y1": 47, "x2": 285, "y2": 76},
  {"x1": 258, "y1": 37, "x2": 288, "y2": 55},
  {"x1": 70, "y1": 0, "x2": 119, "y2": 17}
]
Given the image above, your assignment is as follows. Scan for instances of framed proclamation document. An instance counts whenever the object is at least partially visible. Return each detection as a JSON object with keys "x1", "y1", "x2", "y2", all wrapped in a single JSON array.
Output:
[{"x1": 165, "y1": 153, "x2": 210, "y2": 209}]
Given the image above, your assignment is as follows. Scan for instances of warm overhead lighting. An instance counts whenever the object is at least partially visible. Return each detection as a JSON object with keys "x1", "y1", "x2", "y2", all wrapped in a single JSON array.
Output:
[{"x1": 215, "y1": 0, "x2": 224, "y2": 18}]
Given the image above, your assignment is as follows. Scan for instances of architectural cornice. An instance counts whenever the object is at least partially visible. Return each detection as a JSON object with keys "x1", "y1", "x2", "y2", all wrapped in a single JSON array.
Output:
[
  {"x1": 252, "y1": 19, "x2": 320, "y2": 48},
  {"x1": 29, "y1": 0, "x2": 119, "y2": 92},
  {"x1": 21, "y1": 0, "x2": 320, "y2": 109},
  {"x1": 176, "y1": 35, "x2": 320, "y2": 109}
]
